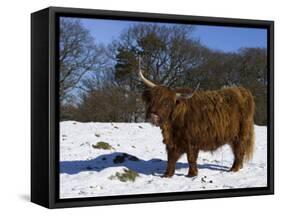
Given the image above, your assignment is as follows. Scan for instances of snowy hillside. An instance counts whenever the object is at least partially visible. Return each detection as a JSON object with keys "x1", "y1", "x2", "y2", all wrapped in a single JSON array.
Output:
[{"x1": 60, "y1": 121, "x2": 267, "y2": 199}]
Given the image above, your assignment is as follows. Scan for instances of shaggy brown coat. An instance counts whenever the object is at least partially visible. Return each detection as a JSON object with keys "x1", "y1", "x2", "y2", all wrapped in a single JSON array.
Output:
[{"x1": 142, "y1": 86, "x2": 255, "y2": 177}]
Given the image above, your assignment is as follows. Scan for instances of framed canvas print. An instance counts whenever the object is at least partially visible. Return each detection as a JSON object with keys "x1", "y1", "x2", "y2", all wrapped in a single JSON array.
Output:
[{"x1": 31, "y1": 6, "x2": 274, "y2": 208}]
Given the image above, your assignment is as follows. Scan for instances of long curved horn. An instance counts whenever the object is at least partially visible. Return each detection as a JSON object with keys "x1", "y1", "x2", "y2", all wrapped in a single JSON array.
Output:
[
  {"x1": 176, "y1": 83, "x2": 200, "y2": 99},
  {"x1": 138, "y1": 57, "x2": 156, "y2": 88}
]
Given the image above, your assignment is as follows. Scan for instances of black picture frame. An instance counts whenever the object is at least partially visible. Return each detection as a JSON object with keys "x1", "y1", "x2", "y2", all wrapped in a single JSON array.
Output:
[{"x1": 31, "y1": 6, "x2": 274, "y2": 208}]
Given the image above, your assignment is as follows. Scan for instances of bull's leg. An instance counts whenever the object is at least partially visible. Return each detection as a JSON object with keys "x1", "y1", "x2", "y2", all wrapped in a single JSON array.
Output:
[
  {"x1": 231, "y1": 119, "x2": 254, "y2": 172},
  {"x1": 187, "y1": 147, "x2": 199, "y2": 177},
  {"x1": 163, "y1": 148, "x2": 181, "y2": 178},
  {"x1": 230, "y1": 143, "x2": 244, "y2": 172}
]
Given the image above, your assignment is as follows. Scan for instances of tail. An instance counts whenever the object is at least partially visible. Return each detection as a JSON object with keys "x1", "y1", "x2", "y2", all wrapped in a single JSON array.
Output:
[
  {"x1": 240, "y1": 88, "x2": 255, "y2": 161},
  {"x1": 244, "y1": 122, "x2": 255, "y2": 161}
]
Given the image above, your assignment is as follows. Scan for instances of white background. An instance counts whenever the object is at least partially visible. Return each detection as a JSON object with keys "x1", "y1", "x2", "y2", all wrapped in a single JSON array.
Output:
[{"x1": 0, "y1": 0, "x2": 279, "y2": 214}]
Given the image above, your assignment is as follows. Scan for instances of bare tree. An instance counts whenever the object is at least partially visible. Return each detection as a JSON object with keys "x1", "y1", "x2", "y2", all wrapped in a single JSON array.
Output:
[{"x1": 59, "y1": 18, "x2": 105, "y2": 102}]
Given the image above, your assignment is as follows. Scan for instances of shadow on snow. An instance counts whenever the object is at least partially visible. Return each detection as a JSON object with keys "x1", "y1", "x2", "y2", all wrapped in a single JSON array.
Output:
[{"x1": 60, "y1": 152, "x2": 229, "y2": 175}]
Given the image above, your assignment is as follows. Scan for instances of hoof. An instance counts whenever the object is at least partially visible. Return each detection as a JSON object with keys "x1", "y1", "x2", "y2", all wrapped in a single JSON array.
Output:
[
  {"x1": 230, "y1": 164, "x2": 243, "y2": 172},
  {"x1": 187, "y1": 170, "x2": 198, "y2": 177},
  {"x1": 229, "y1": 166, "x2": 240, "y2": 172},
  {"x1": 187, "y1": 173, "x2": 198, "y2": 177},
  {"x1": 162, "y1": 172, "x2": 174, "y2": 178}
]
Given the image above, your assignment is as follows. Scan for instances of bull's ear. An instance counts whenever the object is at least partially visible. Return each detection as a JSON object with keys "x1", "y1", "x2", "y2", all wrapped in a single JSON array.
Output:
[
  {"x1": 142, "y1": 90, "x2": 151, "y2": 103},
  {"x1": 176, "y1": 83, "x2": 200, "y2": 100},
  {"x1": 176, "y1": 92, "x2": 194, "y2": 100}
]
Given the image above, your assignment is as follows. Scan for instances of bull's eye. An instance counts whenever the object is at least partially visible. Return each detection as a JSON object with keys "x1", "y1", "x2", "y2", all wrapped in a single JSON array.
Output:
[{"x1": 162, "y1": 100, "x2": 170, "y2": 108}]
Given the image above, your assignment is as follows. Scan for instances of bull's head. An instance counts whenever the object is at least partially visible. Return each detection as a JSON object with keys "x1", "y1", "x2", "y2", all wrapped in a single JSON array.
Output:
[{"x1": 138, "y1": 58, "x2": 199, "y2": 126}]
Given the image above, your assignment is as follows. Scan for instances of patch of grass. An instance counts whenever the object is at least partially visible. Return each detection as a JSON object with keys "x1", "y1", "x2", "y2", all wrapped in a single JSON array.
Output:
[
  {"x1": 108, "y1": 169, "x2": 139, "y2": 182},
  {"x1": 92, "y1": 141, "x2": 114, "y2": 150}
]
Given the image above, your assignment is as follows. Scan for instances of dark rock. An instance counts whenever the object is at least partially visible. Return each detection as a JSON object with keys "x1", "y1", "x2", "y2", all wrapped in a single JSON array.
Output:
[
  {"x1": 113, "y1": 153, "x2": 139, "y2": 164},
  {"x1": 113, "y1": 155, "x2": 125, "y2": 164}
]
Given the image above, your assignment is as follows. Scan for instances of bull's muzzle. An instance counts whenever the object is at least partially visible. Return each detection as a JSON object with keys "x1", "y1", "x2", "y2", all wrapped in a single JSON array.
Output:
[{"x1": 150, "y1": 113, "x2": 161, "y2": 126}]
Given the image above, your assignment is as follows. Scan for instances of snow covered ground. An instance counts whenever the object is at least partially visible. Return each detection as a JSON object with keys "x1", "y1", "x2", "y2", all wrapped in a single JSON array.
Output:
[{"x1": 60, "y1": 121, "x2": 267, "y2": 199}]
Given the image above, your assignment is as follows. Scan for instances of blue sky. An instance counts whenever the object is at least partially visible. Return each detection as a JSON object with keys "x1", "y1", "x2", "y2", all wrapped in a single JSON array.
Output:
[{"x1": 79, "y1": 18, "x2": 267, "y2": 53}]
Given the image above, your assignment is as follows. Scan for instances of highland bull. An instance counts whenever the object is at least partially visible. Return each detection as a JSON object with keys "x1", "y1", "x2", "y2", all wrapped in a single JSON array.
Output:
[{"x1": 138, "y1": 67, "x2": 255, "y2": 177}]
